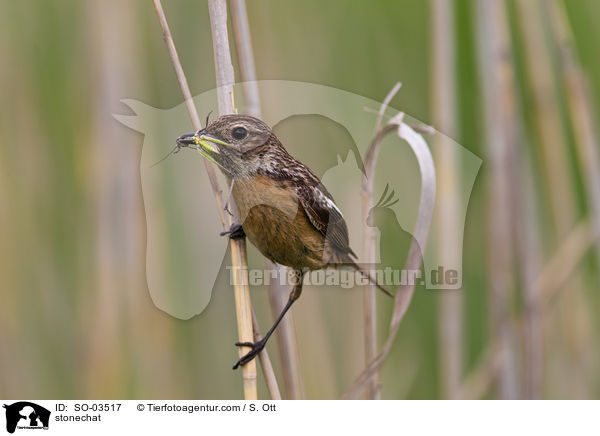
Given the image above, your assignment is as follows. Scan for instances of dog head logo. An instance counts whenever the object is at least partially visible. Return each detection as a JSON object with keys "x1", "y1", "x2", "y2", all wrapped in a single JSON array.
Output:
[{"x1": 3, "y1": 402, "x2": 50, "y2": 434}]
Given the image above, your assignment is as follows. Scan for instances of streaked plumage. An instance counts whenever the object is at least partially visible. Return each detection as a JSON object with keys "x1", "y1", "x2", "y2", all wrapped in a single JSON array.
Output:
[{"x1": 176, "y1": 114, "x2": 389, "y2": 370}]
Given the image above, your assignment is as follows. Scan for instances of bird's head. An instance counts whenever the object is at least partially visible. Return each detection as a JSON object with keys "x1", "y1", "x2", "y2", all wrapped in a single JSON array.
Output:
[{"x1": 176, "y1": 114, "x2": 273, "y2": 178}]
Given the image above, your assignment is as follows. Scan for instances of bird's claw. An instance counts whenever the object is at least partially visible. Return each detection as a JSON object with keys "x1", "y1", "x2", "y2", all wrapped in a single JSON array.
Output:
[
  {"x1": 220, "y1": 224, "x2": 245, "y2": 239},
  {"x1": 235, "y1": 341, "x2": 255, "y2": 347},
  {"x1": 232, "y1": 339, "x2": 266, "y2": 370}
]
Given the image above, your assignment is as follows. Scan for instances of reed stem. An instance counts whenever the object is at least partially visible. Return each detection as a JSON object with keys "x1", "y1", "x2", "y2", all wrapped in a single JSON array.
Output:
[
  {"x1": 153, "y1": 0, "x2": 258, "y2": 400},
  {"x1": 229, "y1": 0, "x2": 288, "y2": 400},
  {"x1": 207, "y1": 0, "x2": 257, "y2": 400},
  {"x1": 431, "y1": 0, "x2": 462, "y2": 400}
]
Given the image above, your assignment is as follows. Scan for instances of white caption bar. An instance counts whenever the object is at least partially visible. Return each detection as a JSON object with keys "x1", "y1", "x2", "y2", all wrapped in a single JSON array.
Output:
[{"x1": 0, "y1": 400, "x2": 595, "y2": 435}]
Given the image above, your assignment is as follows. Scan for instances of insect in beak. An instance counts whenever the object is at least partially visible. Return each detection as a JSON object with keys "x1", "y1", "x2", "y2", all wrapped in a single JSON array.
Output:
[{"x1": 177, "y1": 131, "x2": 231, "y2": 154}]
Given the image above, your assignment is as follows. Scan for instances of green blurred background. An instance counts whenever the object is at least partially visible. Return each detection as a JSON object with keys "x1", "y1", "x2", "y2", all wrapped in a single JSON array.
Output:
[{"x1": 1, "y1": 0, "x2": 599, "y2": 399}]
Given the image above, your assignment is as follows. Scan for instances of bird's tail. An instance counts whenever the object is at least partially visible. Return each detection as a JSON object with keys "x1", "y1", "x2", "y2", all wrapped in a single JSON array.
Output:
[{"x1": 348, "y1": 261, "x2": 393, "y2": 298}]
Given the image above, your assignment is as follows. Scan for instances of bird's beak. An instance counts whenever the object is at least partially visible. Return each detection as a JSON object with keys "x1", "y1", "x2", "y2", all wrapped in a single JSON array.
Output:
[{"x1": 176, "y1": 130, "x2": 231, "y2": 154}]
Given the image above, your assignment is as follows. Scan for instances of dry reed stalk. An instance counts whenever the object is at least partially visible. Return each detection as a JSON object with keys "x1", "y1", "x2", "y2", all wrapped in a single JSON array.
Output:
[
  {"x1": 476, "y1": 0, "x2": 520, "y2": 399},
  {"x1": 251, "y1": 308, "x2": 282, "y2": 399},
  {"x1": 547, "y1": 0, "x2": 600, "y2": 273},
  {"x1": 431, "y1": 0, "x2": 462, "y2": 400},
  {"x1": 229, "y1": 0, "x2": 260, "y2": 117},
  {"x1": 361, "y1": 84, "x2": 401, "y2": 400},
  {"x1": 537, "y1": 217, "x2": 600, "y2": 305},
  {"x1": 513, "y1": 151, "x2": 543, "y2": 399},
  {"x1": 374, "y1": 82, "x2": 402, "y2": 132},
  {"x1": 86, "y1": 0, "x2": 146, "y2": 396},
  {"x1": 457, "y1": 346, "x2": 505, "y2": 400},
  {"x1": 515, "y1": 0, "x2": 577, "y2": 238},
  {"x1": 207, "y1": 0, "x2": 257, "y2": 400},
  {"x1": 267, "y1": 281, "x2": 305, "y2": 399},
  {"x1": 344, "y1": 112, "x2": 436, "y2": 400},
  {"x1": 500, "y1": 4, "x2": 543, "y2": 400},
  {"x1": 152, "y1": 0, "x2": 225, "y2": 225},
  {"x1": 515, "y1": 0, "x2": 591, "y2": 399},
  {"x1": 229, "y1": 0, "x2": 288, "y2": 400},
  {"x1": 458, "y1": 215, "x2": 599, "y2": 398},
  {"x1": 153, "y1": 0, "x2": 259, "y2": 399}
]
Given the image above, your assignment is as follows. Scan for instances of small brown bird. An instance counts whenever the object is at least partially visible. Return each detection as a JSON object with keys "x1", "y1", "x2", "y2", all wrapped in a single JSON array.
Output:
[{"x1": 177, "y1": 114, "x2": 391, "y2": 369}]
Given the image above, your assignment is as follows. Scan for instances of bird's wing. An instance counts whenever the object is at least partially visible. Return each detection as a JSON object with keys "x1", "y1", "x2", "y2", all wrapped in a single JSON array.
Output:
[{"x1": 296, "y1": 183, "x2": 355, "y2": 257}]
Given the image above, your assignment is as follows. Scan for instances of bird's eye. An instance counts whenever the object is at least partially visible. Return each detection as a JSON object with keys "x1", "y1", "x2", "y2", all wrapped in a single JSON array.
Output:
[{"x1": 232, "y1": 126, "x2": 248, "y2": 140}]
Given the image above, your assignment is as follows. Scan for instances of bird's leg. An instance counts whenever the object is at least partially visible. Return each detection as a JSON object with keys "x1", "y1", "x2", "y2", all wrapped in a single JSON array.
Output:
[
  {"x1": 223, "y1": 178, "x2": 235, "y2": 217},
  {"x1": 233, "y1": 270, "x2": 305, "y2": 369},
  {"x1": 220, "y1": 224, "x2": 246, "y2": 239},
  {"x1": 219, "y1": 180, "x2": 244, "y2": 239}
]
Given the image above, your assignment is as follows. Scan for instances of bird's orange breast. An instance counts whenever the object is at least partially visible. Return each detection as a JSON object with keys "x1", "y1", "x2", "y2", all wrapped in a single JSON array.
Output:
[{"x1": 232, "y1": 175, "x2": 331, "y2": 270}]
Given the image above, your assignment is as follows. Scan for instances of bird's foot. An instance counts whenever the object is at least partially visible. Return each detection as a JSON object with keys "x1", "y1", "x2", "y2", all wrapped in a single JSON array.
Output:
[
  {"x1": 220, "y1": 224, "x2": 245, "y2": 239},
  {"x1": 232, "y1": 338, "x2": 267, "y2": 370}
]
